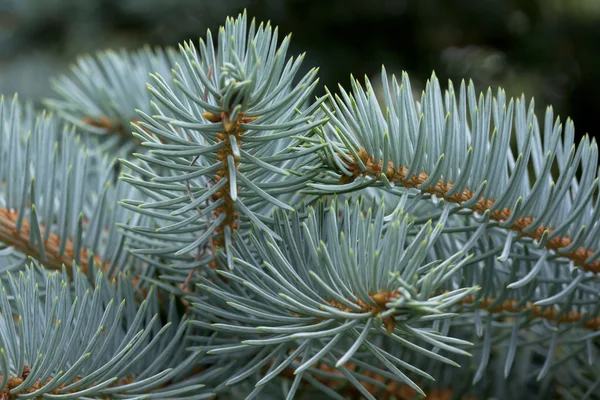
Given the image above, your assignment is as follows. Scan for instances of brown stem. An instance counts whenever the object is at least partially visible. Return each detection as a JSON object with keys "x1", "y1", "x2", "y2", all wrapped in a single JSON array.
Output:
[
  {"x1": 460, "y1": 295, "x2": 600, "y2": 330},
  {"x1": 278, "y1": 361, "x2": 475, "y2": 400},
  {"x1": 0, "y1": 208, "x2": 106, "y2": 274},
  {"x1": 327, "y1": 289, "x2": 599, "y2": 333},
  {"x1": 81, "y1": 116, "x2": 130, "y2": 137},
  {"x1": 341, "y1": 150, "x2": 600, "y2": 274},
  {"x1": 203, "y1": 111, "x2": 258, "y2": 268},
  {"x1": 0, "y1": 115, "x2": 134, "y2": 274},
  {"x1": 81, "y1": 116, "x2": 166, "y2": 144}
]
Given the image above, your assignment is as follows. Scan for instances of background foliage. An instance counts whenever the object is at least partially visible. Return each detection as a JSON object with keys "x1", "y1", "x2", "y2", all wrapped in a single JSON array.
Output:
[{"x1": 1, "y1": 0, "x2": 600, "y2": 142}]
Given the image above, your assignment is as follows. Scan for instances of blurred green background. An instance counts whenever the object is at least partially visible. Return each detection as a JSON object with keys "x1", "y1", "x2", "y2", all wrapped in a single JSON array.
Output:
[{"x1": 1, "y1": 0, "x2": 599, "y2": 140}]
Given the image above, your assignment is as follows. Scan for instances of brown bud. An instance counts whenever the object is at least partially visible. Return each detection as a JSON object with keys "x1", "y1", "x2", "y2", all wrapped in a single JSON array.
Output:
[
  {"x1": 372, "y1": 292, "x2": 388, "y2": 305},
  {"x1": 202, "y1": 112, "x2": 222, "y2": 123}
]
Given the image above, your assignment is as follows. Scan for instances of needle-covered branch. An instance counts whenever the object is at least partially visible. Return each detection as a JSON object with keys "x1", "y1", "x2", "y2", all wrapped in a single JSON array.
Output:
[
  {"x1": 311, "y1": 71, "x2": 600, "y2": 275},
  {"x1": 0, "y1": 264, "x2": 210, "y2": 399},
  {"x1": 189, "y1": 198, "x2": 478, "y2": 398},
  {"x1": 0, "y1": 96, "x2": 131, "y2": 277},
  {"x1": 120, "y1": 12, "x2": 325, "y2": 273}
]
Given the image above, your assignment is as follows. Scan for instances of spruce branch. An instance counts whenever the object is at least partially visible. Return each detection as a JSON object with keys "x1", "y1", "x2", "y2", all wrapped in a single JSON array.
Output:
[
  {"x1": 120, "y1": 12, "x2": 325, "y2": 272},
  {"x1": 429, "y1": 212, "x2": 600, "y2": 342},
  {"x1": 0, "y1": 96, "x2": 132, "y2": 277},
  {"x1": 189, "y1": 197, "x2": 478, "y2": 397},
  {"x1": 335, "y1": 148, "x2": 599, "y2": 273},
  {"x1": 0, "y1": 207, "x2": 102, "y2": 274},
  {"x1": 0, "y1": 263, "x2": 210, "y2": 399},
  {"x1": 45, "y1": 46, "x2": 180, "y2": 156},
  {"x1": 186, "y1": 193, "x2": 600, "y2": 397},
  {"x1": 311, "y1": 70, "x2": 600, "y2": 276}
]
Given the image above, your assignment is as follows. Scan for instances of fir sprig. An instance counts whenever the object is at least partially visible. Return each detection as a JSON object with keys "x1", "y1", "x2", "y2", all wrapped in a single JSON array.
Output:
[
  {"x1": 120, "y1": 12, "x2": 325, "y2": 272},
  {"x1": 311, "y1": 70, "x2": 600, "y2": 275},
  {"x1": 0, "y1": 263, "x2": 209, "y2": 399},
  {"x1": 0, "y1": 96, "x2": 131, "y2": 277},
  {"x1": 45, "y1": 47, "x2": 180, "y2": 156},
  {"x1": 189, "y1": 197, "x2": 478, "y2": 398}
]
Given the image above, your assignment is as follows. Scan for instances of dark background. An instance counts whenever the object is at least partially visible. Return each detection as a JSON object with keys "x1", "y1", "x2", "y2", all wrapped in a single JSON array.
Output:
[{"x1": 1, "y1": 0, "x2": 599, "y2": 141}]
